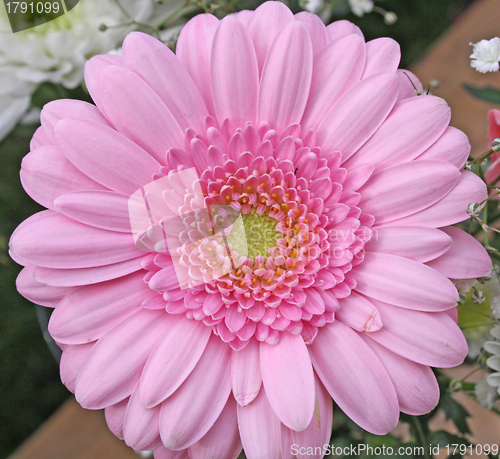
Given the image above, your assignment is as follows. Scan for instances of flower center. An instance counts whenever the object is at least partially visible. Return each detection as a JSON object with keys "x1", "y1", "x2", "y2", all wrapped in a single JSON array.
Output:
[
  {"x1": 132, "y1": 119, "x2": 374, "y2": 350},
  {"x1": 228, "y1": 210, "x2": 280, "y2": 259}
]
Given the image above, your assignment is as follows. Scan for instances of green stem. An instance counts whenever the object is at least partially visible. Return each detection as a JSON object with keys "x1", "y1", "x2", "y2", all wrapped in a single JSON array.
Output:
[
  {"x1": 155, "y1": 3, "x2": 189, "y2": 29},
  {"x1": 412, "y1": 417, "x2": 433, "y2": 459},
  {"x1": 459, "y1": 365, "x2": 485, "y2": 383},
  {"x1": 483, "y1": 202, "x2": 490, "y2": 247},
  {"x1": 463, "y1": 302, "x2": 495, "y2": 320},
  {"x1": 468, "y1": 148, "x2": 494, "y2": 166}
]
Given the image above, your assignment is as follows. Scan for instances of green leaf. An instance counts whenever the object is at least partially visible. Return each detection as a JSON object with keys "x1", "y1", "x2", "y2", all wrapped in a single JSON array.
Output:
[
  {"x1": 430, "y1": 429, "x2": 470, "y2": 447},
  {"x1": 463, "y1": 83, "x2": 500, "y2": 105},
  {"x1": 439, "y1": 392, "x2": 472, "y2": 435}
]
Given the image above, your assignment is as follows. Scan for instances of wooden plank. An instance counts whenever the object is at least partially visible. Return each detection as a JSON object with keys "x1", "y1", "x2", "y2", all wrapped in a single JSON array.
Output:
[
  {"x1": 412, "y1": 0, "x2": 500, "y2": 155},
  {"x1": 8, "y1": 398, "x2": 138, "y2": 459}
]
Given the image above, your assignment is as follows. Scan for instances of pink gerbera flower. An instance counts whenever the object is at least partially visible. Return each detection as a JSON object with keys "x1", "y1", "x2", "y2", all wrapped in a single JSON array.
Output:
[
  {"x1": 10, "y1": 2, "x2": 492, "y2": 458},
  {"x1": 485, "y1": 109, "x2": 500, "y2": 187}
]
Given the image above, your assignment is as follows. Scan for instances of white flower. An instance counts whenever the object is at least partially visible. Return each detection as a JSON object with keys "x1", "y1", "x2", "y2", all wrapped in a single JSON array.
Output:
[
  {"x1": 0, "y1": 93, "x2": 30, "y2": 139},
  {"x1": 484, "y1": 325, "x2": 500, "y2": 394},
  {"x1": 348, "y1": 0, "x2": 374, "y2": 17},
  {"x1": 492, "y1": 294, "x2": 500, "y2": 319},
  {"x1": 475, "y1": 378, "x2": 498, "y2": 409},
  {"x1": 303, "y1": 0, "x2": 324, "y2": 14},
  {"x1": 0, "y1": 0, "x2": 185, "y2": 141},
  {"x1": 470, "y1": 37, "x2": 500, "y2": 73}
]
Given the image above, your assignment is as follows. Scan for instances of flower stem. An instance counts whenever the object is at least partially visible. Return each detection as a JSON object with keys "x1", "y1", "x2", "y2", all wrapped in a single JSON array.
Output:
[
  {"x1": 155, "y1": 3, "x2": 189, "y2": 29},
  {"x1": 468, "y1": 149, "x2": 494, "y2": 166},
  {"x1": 459, "y1": 364, "x2": 485, "y2": 383},
  {"x1": 412, "y1": 417, "x2": 433, "y2": 459}
]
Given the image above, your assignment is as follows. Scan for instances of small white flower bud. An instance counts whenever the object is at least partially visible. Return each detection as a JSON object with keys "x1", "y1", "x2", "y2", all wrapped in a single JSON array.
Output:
[
  {"x1": 472, "y1": 289, "x2": 486, "y2": 304},
  {"x1": 492, "y1": 138, "x2": 500, "y2": 152},
  {"x1": 384, "y1": 11, "x2": 397, "y2": 25},
  {"x1": 467, "y1": 202, "x2": 482, "y2": 218}
]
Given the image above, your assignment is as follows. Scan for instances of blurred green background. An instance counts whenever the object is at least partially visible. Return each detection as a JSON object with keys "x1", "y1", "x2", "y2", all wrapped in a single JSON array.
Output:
[{"x1": 0, "y1": 0, "x2": 479, "y2": 457}]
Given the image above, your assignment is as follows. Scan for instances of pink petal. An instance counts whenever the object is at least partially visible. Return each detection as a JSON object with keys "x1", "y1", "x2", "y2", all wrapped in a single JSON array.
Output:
[
  {"x1": 148, "y1": 265, "x2": 179, "y2": 292},
  {"x1": 60, "y1": 342, "x2": 95, "y2": 392},
  {"x1": 122, "y1": 32, "x2": 208, "y2": 134},
  {"x1": 365, "y1": 226, "x2": 452, "y2": 263},
  {"x1": 40, "y1": 99, "x2": 111, "y2": 144},
  {"x1": 48, "y1": 272, "x2": 148, "y2": 345},
  {"x1": 367, "y1": 299, "x2": 468, "y2": 368},
  {"x1": 159, "y1": 336, "x2": 232, "y2": 450},
  {"x1": 362, "y1": 337, "x2": 439, "y2": 415},
  {"x1": 446, "y1": 307, "x2": 459, "y2": 323},
  {"x1": 246, "y1": 1, "x2": 294, "y2": 73},
  {"x1": 303, "y1": 289, "x2": 325, "y2": 315},
  {"x1": 316, "y1": 72, "x2": 399, "y2": 162},
  {"x1": 211, "y1": 16, "x2": 259, "y2": 128},
  {"x1": 231, "y1": 338, "x2": 262, "y2": 406},
  {"x1": 389, "y1": 170, "x2": 487, "y2": 227},
  {"x1": 30, "y1": 126, "x2": 52, "y2": 149},
  {"x1": 140, "y1": 317, "x2": 212, "y2": 408},
  {"x1": 486, "y1": 158, "x2": 500, "y2": 187},
  {"x1": 176, "y1": 14, "x2": 219, "y2": 117},
  {"x1": 290, "y1": 377, "x2": 333, "y2": 459},
  {"x1": 342, "y1": 163, "x2": 374, "y2": 192},
  {"x1": 352, "y1": 252, "x2": 458, "y2": 311},
  {"x1": 326, "y1": 20, "x2": 363, "y2": 40},
  {"x1": 188, "y1": 397, "x2": 242, "y2": 459},
  {"x1": 104, "y1": 398, "x2": 129, "y2": 440},
  {"x1": 336, "y1": 291, "x2": 382, "y2": 332},
  {"x1": 237, "y1": 387, "x2": 282, "y2": 459},
  {"x1": 84, "y1": 54, "x2": 123, "y2": 115},
  {"x1": 417, "y1": 126, "x2": 471, "y2": 168},
  {"x1": 489, "y1": 109, "x2": 500, "y2": 144},
  {"x1": 225, "y1": 306, "x2": 247, "y2": 332},
  {"x1": 426, "y1": 226, "x2": 492, "y2": 279},
  {"x1": 310, "y1": 320, "x2": 399, "y2": 434},
  {"x1": 16, "y1": 264, "x2": 75, "y2": 307},
  {"x1": 20, "y1": 146, "x2": 106, "y2": 210},
  {"x1": 123, "y1": 383, "x2": 162, "y2": 451},
  {"x1": 358, "y1": 160, "x2": 460, "y2": 224},
  {"x1": 260, "y1": 332, "x2": 315, "y2": 431},
  {"x1": 301, "y1": 34, "x2": 366, "y2": 131},
  {"x1": 294, "y1": 12, "x2": 329, "y2": 57},
  {"x1": 344, "y1": 96, "x2": 451, "y2": 170},
  {"x1": 10, "y1": 211, "x2": 142, "y2": 269},
  {"x1": 258, "y1": 21, "x2": 313, "y2": 134},
  {"x1": 99, "y1": 65, "x2": 184, "y2": 162},
  {"x1": 281, "y1": 427, "x2": 294, "y2": 459},
  {"x1": 362, "y1": 37, "x2": 400, "y2": 78},
  {"x1": 54, "y1": 190, "x2": 132, "y2": 233},
  {"x1": 75, "y1": 308, "x2": 173, "y2": 409},
  {"x1": 33, "y1": 258, "x2": 143, "y2": 287},
  {"x1": 234, "y1": 10, "x2": 253, "y2": 25},
  {"x1": 55, "y1": 119, "x2": 161, "y2": 195}
]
